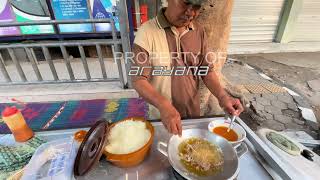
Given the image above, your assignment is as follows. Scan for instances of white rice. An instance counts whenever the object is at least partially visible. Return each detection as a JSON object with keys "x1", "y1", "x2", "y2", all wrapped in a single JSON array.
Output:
[{"x1": 105, "y1": 120, "x2": 151, "y2": 154}]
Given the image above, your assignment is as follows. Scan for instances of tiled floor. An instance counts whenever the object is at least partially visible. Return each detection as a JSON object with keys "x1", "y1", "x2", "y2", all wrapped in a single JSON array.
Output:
[{"x1": 223, "y1": 61, "x2": 317, "y2": 135}]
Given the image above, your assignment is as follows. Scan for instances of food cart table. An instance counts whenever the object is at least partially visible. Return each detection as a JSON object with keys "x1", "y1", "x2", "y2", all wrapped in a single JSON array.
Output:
[{"x1": 1, "y1": 117, "x2": 284, "y2": 180}]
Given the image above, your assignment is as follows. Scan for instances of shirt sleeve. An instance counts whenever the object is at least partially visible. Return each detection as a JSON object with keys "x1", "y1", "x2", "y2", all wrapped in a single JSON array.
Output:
[{"x1": 131, "y1": 44, "x2": 152, "y2": 82}]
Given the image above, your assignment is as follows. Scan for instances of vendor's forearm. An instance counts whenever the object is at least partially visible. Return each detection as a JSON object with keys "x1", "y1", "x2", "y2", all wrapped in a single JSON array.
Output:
[
  {"x1": 202, "y1": 71, "x2": 228, "y2": 101},
  {"x1": 133, "y1": 80, "x2": 170, "y2": 110}
]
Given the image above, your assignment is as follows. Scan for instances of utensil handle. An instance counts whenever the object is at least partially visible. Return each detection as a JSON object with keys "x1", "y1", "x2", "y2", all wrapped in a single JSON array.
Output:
[
  {"x1": 235, "y1": 142, "x2": 248, "y2": 158},
  {"x1": 157, "y1": 141, "x2": 168, "y2": 157}
]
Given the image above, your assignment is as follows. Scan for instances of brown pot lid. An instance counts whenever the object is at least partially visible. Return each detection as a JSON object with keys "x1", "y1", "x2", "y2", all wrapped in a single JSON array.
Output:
[{"x1": 74, "y1": 120, "x2": 108, "y2": 176}]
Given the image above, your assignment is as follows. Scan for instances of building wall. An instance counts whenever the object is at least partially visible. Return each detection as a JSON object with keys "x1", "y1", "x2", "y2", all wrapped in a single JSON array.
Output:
[
  {"x1": 293, "y1": 0, "x2": 320, "y2": 42},
  {"x1": 229, "y1": 0, "x2": 285, "y2": 44},
  {"x1": 160, "y1": 0, "x2": 320, "y2": 44}
]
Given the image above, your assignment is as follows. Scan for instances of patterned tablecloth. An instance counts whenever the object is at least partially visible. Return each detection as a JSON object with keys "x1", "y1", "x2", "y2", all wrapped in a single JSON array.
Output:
[{"x1": 0, "y1": 98, "x2": 149, "y2": 134}]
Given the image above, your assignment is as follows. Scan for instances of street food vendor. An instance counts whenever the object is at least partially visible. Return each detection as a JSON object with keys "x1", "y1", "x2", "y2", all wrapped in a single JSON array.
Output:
[{"x1": 131, "y1": 0, "x2": 244, "y2": 136}]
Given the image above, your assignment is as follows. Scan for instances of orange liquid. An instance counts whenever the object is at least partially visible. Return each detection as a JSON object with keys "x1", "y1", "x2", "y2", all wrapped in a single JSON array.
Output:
[
  {"x1": 74, "y1": 130, "x2": 88, "y2": 142},
  {"x1": 213, "y1": 126, "x2": 238, "y2": 142},
  {"x1": 12, "y1": 124, "x2": 34, "y2": 142}
]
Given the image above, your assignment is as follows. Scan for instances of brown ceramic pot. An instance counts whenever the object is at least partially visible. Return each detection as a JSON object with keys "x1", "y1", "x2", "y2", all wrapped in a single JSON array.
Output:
[{"x1": 103, "y1": 117, "x2": 154, "y2": 168}]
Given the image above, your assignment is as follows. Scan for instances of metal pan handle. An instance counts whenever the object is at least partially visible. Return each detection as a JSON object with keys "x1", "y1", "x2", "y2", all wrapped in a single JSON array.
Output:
[
  {"x1": 157, "y1": 141, "x2": 168, "y2": 157},
  {"x1": 235, "y1": 142, "x2": 248, "y2": 158}
]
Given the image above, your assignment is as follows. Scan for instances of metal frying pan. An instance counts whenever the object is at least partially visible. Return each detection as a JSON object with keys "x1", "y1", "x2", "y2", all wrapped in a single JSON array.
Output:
[{"x1": 158, "y1": 129, "x2": 240, "y2": 180}]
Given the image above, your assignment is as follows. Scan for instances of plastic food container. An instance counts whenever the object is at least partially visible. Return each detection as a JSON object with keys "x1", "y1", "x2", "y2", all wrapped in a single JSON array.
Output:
[{"x1": 21, "y1": 137, "x2": 79, "y2": 180}]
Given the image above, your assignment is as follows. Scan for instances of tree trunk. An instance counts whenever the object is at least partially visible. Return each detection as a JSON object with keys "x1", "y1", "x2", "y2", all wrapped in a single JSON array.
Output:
[{"x1": 195, "y1": 0, "x2": 247, "y2": 115}]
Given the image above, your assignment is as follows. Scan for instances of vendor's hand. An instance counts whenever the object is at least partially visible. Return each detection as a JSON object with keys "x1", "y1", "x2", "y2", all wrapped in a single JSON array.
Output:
[
  {"x1": 219, "y1": 95, "x2": 244, "y2": 116},
  {"x1": 159, "y1": 101, "x2": 182, "y2": 136}
]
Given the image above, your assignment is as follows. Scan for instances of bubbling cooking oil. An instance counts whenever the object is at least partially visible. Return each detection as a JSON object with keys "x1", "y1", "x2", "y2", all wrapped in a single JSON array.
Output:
[{"x1": 178, "y1": 138, "x2": 224, "y2": 176}]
